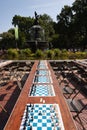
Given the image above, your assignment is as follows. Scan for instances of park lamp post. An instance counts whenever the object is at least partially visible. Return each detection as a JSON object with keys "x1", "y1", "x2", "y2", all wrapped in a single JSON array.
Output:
[{"x1": 14, "y1": 25, "x2": 19, "y2": 49}]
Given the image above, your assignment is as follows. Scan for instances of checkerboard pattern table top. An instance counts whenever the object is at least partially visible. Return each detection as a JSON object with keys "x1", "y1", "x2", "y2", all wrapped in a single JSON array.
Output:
[
  {"x1": 30, "y1": 84, "x2": 55, "y2": 96},
  {"x1": 20, "y1": 104, "x2": 65, "y2": 130}
]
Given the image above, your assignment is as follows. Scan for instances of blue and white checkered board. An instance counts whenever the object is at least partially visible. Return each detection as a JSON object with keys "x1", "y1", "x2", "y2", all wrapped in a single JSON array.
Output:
[
  {"x1": 34, "y1": 76, "x2": 51, "y2": 83},
  {"x1": 36, "y1": 70, "x2": 49, "y2": 75},
  {"x1": 30, "y1": 85, "x2": 54, "y2": 96},
  {"x1": 20, "y1": 104, "x2": 64, "y2": 130}
]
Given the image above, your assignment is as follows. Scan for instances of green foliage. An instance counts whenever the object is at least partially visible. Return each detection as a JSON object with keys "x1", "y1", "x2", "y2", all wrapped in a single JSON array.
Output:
[
  {"x1": 39, "y1": 14, "x2": 55, "y2": 41},
  {"x1": 1, "y1": 1, "x2": 87, "y2": 51},
  {"x1": 18, "y1": 31, "x2": 26, "y2": 48},
  {"x1": 0, "y1": 32, "x2": 14, "y2": 39},
  {"x1": 50, "y1": 34, "x2": 59, "y2": 48},
  {"x1": 61, "y1": 49, "x2": 67, "y2": 53},
  {"x1": 7, "y1": 49, "x2": 19, "y2": 59},
  {"x1": 56, "y1": 0, "x2": 87, "y2": 50},
  {"x1": 75, "y1": 52, "x2": 86, "y2": 59},
  {"x1": 35, "y1": 49, "x2": 44, "y2": 59},
  {"x1": 18, "y1": 48, "x2": 32, "y2": 60},
  {"x1": 12, "y1": 15, "x2": 34, "y2": 33},
  {"x1": 54, "y1": 49, "x2": 61, "y2": 58},
  {"x1": 68, "y1": 51, "x2": 87, "y2": 59},
  {"x1": 1, "y1": 48, "x2": 87, "y2": 60},
  {"x1": 46, "y1": 50, "x2": 54, "y2": 59},
  {"x1": 0, "y1": 31, "x2": 15, "y2": 49},
  {"x1": 60, "y1": 49, "x2": 68, "y2": 59},
  {"x1": 12, "y1": 14, "x2": 55, "y2": 43},
  {"x1": 68, "y1": 52, "x2": 76, "y2": 59},
  {"x1": 21, "y1": 48, "x2": 31, "y2": 56}
]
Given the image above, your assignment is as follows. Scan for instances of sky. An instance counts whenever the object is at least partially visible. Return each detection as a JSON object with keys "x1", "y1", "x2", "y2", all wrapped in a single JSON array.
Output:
[{"x1": 0, "y1": 0, "x2": 75, "y2": 33}]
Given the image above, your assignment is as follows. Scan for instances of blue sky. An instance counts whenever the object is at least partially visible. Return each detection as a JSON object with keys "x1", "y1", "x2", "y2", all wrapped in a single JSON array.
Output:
[{"x1": 0, "y1": 0, "x2": 75, "y2": 33}]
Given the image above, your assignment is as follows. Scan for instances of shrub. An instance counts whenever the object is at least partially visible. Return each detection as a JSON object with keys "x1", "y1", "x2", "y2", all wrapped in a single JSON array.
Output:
[
  {"x1": 46, "y1": 50, "x2": 54, "y2": 59},
  {"x1": 2, "y1": 48, "x2": 87, "y2": 60},
  {"x1": 61, "y1": 49, "x2": 67, "y2": 53},
  {"x1": 60, "y1": 49, "x2": 68, "y2": 59},
  {"x1": 75, "y1": 51, "x2": 86, "y2": 59},
  {"x1": 18, "y1": 49, "x2": 32, "y2": 60},
  {"x1": 83, "y1": 52, "x2": 87, "y2": 59},
  {"x1": 54, "y1": 49, "x2": 61, "y2": 59},
  {"x1": 7, "y1": 49, "x2": 19, "y2": 59},
  {"x1": 22, "y1": 49, "x2": 31, "y2": 56},
  {"x1": 68, "y1": 52, "x2": 76, "y2": 59},
  {"x1": 35, "y1": 49, "x2": 44, "y2": 59}
]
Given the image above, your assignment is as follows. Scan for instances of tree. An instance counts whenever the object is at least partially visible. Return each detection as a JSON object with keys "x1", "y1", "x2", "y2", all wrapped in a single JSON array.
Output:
[
  {"x1": 39, "y1": 14, "x2": 55, "y2": 41},
  {"x1": 0, "y1": 13, "x2": 55, "y2": 50},
  {"x1": 0, "y1": 31, "x2": 15, "y2": 49},
  {"x1": 12, "y1": 15, "x2": 34, "y2": 41},
  {"x1": 12, "y1": 14, "x2": 55, "y2": 46},
  {"x1": 56, "y1": 5, "x2": 74, "y2": 49},
  {"x1": 72, "y1": 0, "x2": 87, "y2": 50},
  {"x1": 55, "y1": 0, "x2": 87, "y2": 50}
]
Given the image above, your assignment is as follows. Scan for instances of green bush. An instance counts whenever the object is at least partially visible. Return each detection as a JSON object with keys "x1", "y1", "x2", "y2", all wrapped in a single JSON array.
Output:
[
  {"x1": 75, "y1": 51, "x2": 86, "y2": 59},
  {"x1": 7, "y1": 49, "x2": 19, "y2": 59},
  {"x1": 46, "y1": 50, "x2": 54, "y2": 59},
  {"x1": 68, "y1": 52, "x2": 76, "y2": 59},
  {"x1": 2, "y1": 48, "x2": 87, "y2": 60},
  {"x1": 83, "y1": 52, "x2": 87, "y2": 59},
  {"x1": 35, "y1": 49, "x2": 44, "y2": 59},
  {"x1": 60, "y1": 49, "x2": 68, "y2": 59},
  {"x1": 61, "y1": 49, "x2": 67, "y2": 53},
  {"x1": 18, "y1": 49, "x2": 32, "y2": 60},
  {"x1": 54, "y1": 49, "x2": 61, "y2": 59},
  {"x1": 20, "y1": 48, "x2": 31, "y2": 56}
]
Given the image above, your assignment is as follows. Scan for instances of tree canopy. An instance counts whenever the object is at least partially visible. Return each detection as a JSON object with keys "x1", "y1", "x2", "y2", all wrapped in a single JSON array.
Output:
[
  {"x1": 55, "y1": 0, "x2": 87, "y2": 50},
  {"x1": 0, "y1": 0, "x2": 87, "y2": 51}
]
